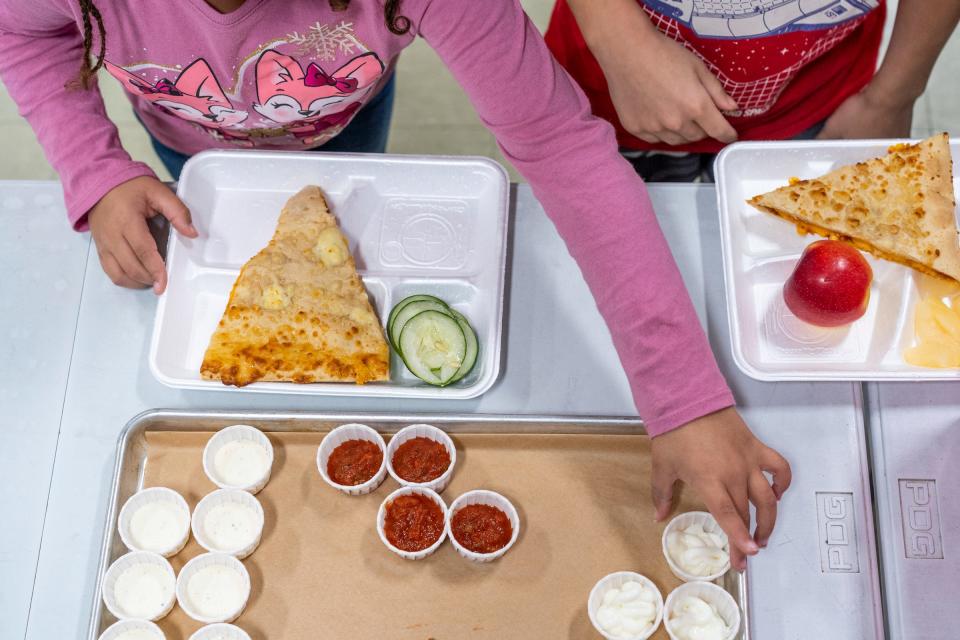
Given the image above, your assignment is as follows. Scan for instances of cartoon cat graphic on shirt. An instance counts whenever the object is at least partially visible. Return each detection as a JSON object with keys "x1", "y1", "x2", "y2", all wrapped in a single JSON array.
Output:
[
  {"x1": 104, "y1": 50, "x2": 383, "y2": 147},
  {"x1": 105, "y1": 58, "x2": 252, "y2": 146},
  {"x1": 253, "y1": 50, "x2": 384, "y2": 145}
]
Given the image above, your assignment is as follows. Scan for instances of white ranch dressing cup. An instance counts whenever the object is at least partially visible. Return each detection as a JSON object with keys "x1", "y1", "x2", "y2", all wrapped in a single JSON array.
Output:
[
  {"x1": 176, "y1": 552, "x2": 251, "y2": 624},
  {"x1": 117, "y1": 487, "x2": 191, "y2": 557},
  {"x1": 202, "y1": 425, "x2": 274, "y2": 494},
  {"x1": 191, "y1": 489, "x2": 264, "y2": 559}
]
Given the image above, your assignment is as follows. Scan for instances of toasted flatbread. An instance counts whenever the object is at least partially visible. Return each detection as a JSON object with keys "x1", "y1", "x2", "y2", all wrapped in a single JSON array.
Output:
[
  {"x1": 201, "y1": 186, "x2": 389, "y2": 386},
  {"x1": 748, "y1": 132, "x2": 960, "y2": 283}
]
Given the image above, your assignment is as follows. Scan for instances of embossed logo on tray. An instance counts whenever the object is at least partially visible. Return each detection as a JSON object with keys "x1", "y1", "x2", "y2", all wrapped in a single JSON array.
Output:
[
  {"x1": 898, "y1": 479, "x2": 944, "y2": 560},
  {"x1": 763, "y1": 296, "x2": 861, "y2": 357},
  {"x1": 380, "y1": 199, "x2": 471, "y2": 269},
  {"x1": 815, "y1": 492, "x2": 860, "y2": 573}
]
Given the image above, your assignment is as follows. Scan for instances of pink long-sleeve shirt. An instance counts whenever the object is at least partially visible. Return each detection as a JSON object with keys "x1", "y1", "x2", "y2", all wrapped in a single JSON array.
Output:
[{"x1": 0, "y1": 0, "x2": 734, "y2": 435}]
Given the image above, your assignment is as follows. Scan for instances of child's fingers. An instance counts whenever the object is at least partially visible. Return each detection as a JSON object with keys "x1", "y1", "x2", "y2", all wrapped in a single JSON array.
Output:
[
  {"x1": 125, "y1": 222, "x2": 168, "y2": 294},
  {"x1": 760, "y1": 447, "x2": 792, "y2": 500},
  {"x1": 749, "y1": 470, "x2": 778, "y2": 548},
  {"x1": 676, "y1": 121, "x2": 710, "y2": 144},
  {"x1": 703, "y1": 485, "x2": 757, "y2": 572},
  {"x1": 110, "y1": 237, "x2": 155, "y2": 287},
  {"x1": 149, "y1": 184, "x2": 198, "y2": 238},
  {"x1": 696, "y1": 107, "x2": 738, "y2": 144},
  {"x1": 698, "y1": 65, "x2": 738, "y2": 112},
  {"x1": 100, "y1": 252, "x2": 146, "y2": 289}
]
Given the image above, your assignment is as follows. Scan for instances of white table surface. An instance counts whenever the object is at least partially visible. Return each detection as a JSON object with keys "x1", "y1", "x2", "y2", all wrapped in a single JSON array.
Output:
[
  {"x1": 4, "y1": 181, "x2": 882, "y2": 640},
  {"x1": 0, "y1": 183, "x2": 90, "y2": 640}
]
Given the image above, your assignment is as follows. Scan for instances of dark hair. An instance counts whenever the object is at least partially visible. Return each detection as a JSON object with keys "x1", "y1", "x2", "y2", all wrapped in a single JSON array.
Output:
[{"x1": 73, "y1": 0, "x2": 409, "y2": 90}]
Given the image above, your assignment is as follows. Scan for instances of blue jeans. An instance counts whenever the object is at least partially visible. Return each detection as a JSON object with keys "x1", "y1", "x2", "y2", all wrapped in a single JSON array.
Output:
[{"x1": 147, "y1": 73, "x2": 396, "y2": 181}]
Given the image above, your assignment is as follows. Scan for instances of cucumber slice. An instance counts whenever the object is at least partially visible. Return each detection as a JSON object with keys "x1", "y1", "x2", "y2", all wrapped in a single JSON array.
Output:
[
  {"x1": 447, "y1": 309, "x2": 478, "y2": 383},
  {"x1": 387, "y1": 294, "x2": 448, "y2": 340},
  {"x1": 389, "y1": 300, "x2": 452, "y2": 352},
  {"x1": 398, "y1": 310, "x2": 466, "y2": 386}
]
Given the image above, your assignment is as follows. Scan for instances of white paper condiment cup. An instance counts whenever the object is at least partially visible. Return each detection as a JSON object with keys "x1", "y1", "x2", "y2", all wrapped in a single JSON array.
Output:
[
  {"x1": 202, "y1": 425, "x2": 274, "y2": 494},
  {"x1": 446, "y1": 490, "x2": 520, "y2": 563},
  {"x1": 663, "y1": 582, "x2": 740, "y2": 640},
  {"x1": 662, "y1": 511, "x2": 730, "y2": 582},
  {"x1": 97, "y1": 619, "x2": 166, "y2": 640},
  {"x1": 176, "y1": 552, "x2": 251, "y2": 624},
  {"x1": 191, "y1": 489, "x2": 265, "y2": 559},
  {"x1": 385, "y1": 424, "x2": 457, "y2": 493},
  {"x1": 587, "y1": 571, "x2": 664, "y2": 640},
  {"x1": 102, "y1": 551, "x2": 177, "y2": 622},
  {"x1": 377, "y1": 486, "x2": 447, "y2": 560},
  {"x1": 316, "y1": 423, "x2": 388, "y2": 495},
  {"x1": 188, "y1": 623, "x2": 252, "y2": 640},
  {"x1": 117, "y1": 487, "x2": 192, "y2": 557}
]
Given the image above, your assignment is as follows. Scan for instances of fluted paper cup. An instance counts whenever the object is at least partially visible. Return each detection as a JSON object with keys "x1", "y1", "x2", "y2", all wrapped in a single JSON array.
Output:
[
  {"x1": 316, "y1": 424, "x2": 388, "y2": 496},
  {"x1": 188, "y1": 623, "x2": 252, "y2": 640},
  {"x1": 377, "y1": 486, "x2": 447, "y2": 560},
  {"x1": 202, "y1": 425, "x2": 274, "y2": 494},
  {"x1": 662, "y1": 511, "x2": 730, "y2": 582},
  {"x1": 117, "y1": 487, "x2": 191, "y2": 558},
  {"x1": 191, "y1": 489, "x2": 264, "y2": 559},
  {"x1": 97, "y1": 619, "x2": 165, "y2": 640},
  {"x1": 102, "y1": 551, "x2": 176, "y2": 622},
  {"x1": 385, "y1": 424, "x2": 457, "y2": 493},
  {"x1": 587, "y1": 571, "x2": 663, "y2": 640},
  {"x1": 175, "y1": 552, "x2": 251, "y2": 624},
  {"x1": 446, "y1": 490, "x2": 520, "y2": 563},
  {"x1": 663, "y1": 581, "x2": 740, "y2": 640}
]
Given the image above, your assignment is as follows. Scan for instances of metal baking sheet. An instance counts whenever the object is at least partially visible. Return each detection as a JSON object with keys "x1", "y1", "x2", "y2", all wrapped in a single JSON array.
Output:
[
  {"x1": 715, "y1": 137, "x2": 960, "y2": 381},
  {"x1": 88, "y1": 410, "x2": 748, "y2": 640},
  {"x1": 865, "y1": 382, "x2": 959, "y2": 639},
  {"x1": 149, "y1": 151, "x2": 510, "y2": 398}
]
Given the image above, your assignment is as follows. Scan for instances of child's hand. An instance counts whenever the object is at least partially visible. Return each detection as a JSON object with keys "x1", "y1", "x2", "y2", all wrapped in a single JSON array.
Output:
[
  {"x1": 579, "y1": 0, "x2": 738, "y2": 146},
  {"x1": 601, "y1": 32, "x2": 738, "y2": 145},
  {"x1": 650, "y1": 407, "x2": 791, "y2": 571},
  {"x1": 88, "y1": 176, "x2": 198, "y2": 294},
  {"x1": 816, "y1": 85, "x2": 914, "y2": 140}
]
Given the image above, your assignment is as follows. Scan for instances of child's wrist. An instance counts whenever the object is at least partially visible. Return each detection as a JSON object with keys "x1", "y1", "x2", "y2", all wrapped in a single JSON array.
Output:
[
  {"x1": 866, "y1": 69, "x2": 925, "y2": 108},
  {"x1": 570, "y1": 0, "x2": 657, "y2": 58}
]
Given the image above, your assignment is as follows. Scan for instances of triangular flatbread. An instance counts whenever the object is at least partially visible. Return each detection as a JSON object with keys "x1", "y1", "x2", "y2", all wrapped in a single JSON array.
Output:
[
  {"x1": 749, "y1": 132, "x2": 960, "y2": 283},
  {"x1": 201, "y1": 186, "x2": 389, "y2": 386}
]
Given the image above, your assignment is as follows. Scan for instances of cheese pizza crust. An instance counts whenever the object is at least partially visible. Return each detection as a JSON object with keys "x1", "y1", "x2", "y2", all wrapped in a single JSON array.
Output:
[
  {"x1": 748, "y1": 132, "x2": 960, "y2": 283},
  {"x1": 201, "y1": 186, "x2": 390, "y2": 386}
]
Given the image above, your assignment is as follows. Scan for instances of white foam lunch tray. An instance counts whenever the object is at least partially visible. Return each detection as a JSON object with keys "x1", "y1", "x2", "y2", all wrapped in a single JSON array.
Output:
[
  {"x1": 150, "y1": 150, "x2": 509, "y2": 398},
  {"x1": 716, "y1": 137, "x2": 960, "y2": 381}
]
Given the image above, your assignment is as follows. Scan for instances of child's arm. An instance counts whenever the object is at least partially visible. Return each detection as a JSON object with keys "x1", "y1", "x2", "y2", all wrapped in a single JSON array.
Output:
[
  {"x1": 0, "y1": 2, "x2": 154, "y2": 227},
  {"x1": 410, "y1": 0, "x2": 789, "y2": 568},
  {"x1": 817, "y1": 0, "x2": 960, "y2": 139},
  {"x1": 564, "y1": 0, "x2": 737, "y2": 145},
  {"x1": 0, "y1": 1, "x2": 196, "y2": 291}
]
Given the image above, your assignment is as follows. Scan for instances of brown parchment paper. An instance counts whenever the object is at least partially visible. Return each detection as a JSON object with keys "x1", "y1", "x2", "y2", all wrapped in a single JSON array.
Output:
[{"x1": 142, "y1": 430, "x2": 706, "y2": 640}]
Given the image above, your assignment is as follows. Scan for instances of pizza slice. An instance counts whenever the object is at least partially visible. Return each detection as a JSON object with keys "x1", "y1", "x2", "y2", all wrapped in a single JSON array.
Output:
[
  {"x1": 201, "y1": 186, "x2": 390, "y2": 386},
  {"x1": 748, "y1": 132, "x2": 960, "y2": 283}
]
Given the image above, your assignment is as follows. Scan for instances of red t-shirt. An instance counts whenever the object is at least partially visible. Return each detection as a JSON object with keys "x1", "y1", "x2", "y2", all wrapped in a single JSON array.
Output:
[{"x1": 545, "y1": 0, "x2": 886, "y2": 153}]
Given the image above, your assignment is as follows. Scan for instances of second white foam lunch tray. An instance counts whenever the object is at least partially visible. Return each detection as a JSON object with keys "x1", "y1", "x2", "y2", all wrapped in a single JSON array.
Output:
[
  {"x1": 715, "y1": 137, "x2": 960, "y2": 382},
  {"x1": 149, "y1": 150, "x2": 509, "y2": 398}
]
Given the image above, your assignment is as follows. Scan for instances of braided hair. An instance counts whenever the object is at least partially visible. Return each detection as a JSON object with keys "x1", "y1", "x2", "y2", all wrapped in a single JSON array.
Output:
[
  {"x1": 73, "y1": 0, "x2": 106, "y2": 89},
  {"x1": 72, "y1": 0, "x2": 409, "y2": 90}
]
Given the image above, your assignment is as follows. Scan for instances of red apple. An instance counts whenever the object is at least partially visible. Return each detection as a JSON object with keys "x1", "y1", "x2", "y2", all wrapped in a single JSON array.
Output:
[{"x1": 783, "y1": 240, "x2": 873, "y2": 327}]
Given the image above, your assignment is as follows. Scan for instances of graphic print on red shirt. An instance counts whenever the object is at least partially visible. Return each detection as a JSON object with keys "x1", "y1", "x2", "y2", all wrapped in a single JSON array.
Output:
[{"x1": 546, "y1": 0, "x2": 886, "y2": 152}]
